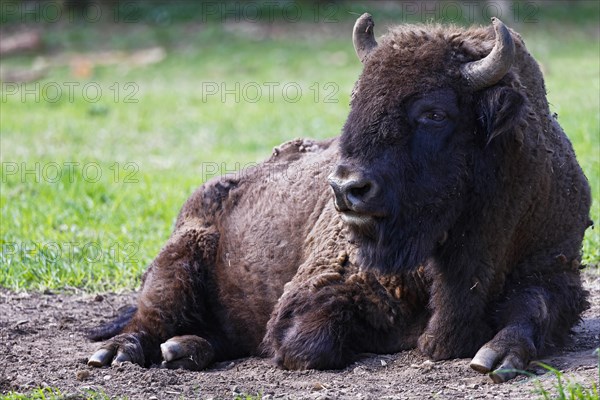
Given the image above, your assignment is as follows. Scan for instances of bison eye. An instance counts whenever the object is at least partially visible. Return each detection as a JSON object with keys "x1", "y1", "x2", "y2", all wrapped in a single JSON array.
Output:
[{"x1": 420, "y1": 110, "x2": 447, "y2": 123}]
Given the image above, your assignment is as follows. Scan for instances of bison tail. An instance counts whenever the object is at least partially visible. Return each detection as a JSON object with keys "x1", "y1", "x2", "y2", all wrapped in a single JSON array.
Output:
[{"x1": 87, "y1": 305, "x2": 137, "y2": 341}]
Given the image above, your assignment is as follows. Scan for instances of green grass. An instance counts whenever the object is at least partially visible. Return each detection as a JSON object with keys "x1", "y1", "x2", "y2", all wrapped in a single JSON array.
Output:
[
  {"x1": 532, "y1": 356, "x2": 599, "y2": 400},
  {"x1": 490, "y1": 349, "x2": 599, "y2": 399},
  {"x1": 234, "y1": 394, "x2": 262, "y2": 400},
  {"x1": 0, "y1": 388, "x2": 63, "y2": 400},
  {"x1": 0, "y1": 387, "x2": 117, "y2": 400},
  {"x1": 1, "y1": 4, "x2": 598, "y2": 292},
  {"x1": 0, "y1": 387, "x2": 259, "y2": 400}
]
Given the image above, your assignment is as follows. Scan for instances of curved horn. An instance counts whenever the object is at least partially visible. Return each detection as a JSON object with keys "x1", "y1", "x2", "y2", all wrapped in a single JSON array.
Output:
[
  {"x1": 353, "y1": 13, "x2": 378, "y2": 63},
  {"x1": 461, "y1": 17, "x2": 515, "y2": 91}
]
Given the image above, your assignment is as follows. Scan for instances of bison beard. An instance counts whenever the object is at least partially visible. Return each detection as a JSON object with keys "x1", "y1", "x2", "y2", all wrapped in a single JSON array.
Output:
[{"x1": 88, "y1": 15, "x2": 591, "y2": 384}]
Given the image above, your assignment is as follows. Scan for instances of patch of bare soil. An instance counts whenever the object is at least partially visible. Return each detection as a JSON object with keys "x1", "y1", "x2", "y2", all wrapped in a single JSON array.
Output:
[{"x1": 1, "y1": 272, "x2": 598, "y2": 400}]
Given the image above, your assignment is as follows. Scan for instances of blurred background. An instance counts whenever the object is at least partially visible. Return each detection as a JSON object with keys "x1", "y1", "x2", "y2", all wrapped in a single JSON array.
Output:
[{"x1": 1, "y1": 1, "x2": 598, "y2": 292}]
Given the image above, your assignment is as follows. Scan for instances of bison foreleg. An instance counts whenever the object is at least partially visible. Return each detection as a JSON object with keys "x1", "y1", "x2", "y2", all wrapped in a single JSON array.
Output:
[
  {"x1": 417, "y1": 258, "x2": 495, "y2": 361},
  {"x1": 263, "y1": 270, "x2": 419, "y2": 370},
  {"x1": 470, "y1": 270, "x2": 588, "y2": 383},
  {"x1": 263, "y1": 271, "x2": 353, "y2": 370}
]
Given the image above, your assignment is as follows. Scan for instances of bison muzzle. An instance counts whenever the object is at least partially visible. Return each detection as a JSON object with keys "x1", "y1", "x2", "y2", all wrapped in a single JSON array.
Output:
[{"x1": 87, "y1": 14, "x2": 592, "y2": 383}]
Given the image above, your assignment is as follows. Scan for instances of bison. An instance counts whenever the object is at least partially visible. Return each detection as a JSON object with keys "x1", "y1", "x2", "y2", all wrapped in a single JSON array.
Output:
[{"x1": 87, "y1": 14, "x2": 592, "y2": 383}]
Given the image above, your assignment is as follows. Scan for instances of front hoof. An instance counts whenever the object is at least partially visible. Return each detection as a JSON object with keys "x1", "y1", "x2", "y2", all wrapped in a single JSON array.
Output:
[
  {"x1": 470, "y1": 347, "x2": 501, "y2": 373},
  {"x1": 470, "y1": 345, "x2": 526, "y2": 383},
  {"x1": 469, "y1": 327, "x2": 535, "y2": 383},
  {"x1": 272, "y1": 345, "x2": 347, "y2": 371},
  {"x1": 265, "y1": 315, "x2": 351, "y2": 371}
]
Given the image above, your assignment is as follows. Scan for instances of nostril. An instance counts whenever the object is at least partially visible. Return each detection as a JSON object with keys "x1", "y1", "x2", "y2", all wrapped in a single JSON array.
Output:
[
  {"x1": 345, "y1": 180, "x2": 377, "y2": 207},
  {"x1": 349, "y1": 182, "x2": 372, "y2": 199},
  {"x1": 329, "y1": 170, "x2": 379, "y2": 212}
]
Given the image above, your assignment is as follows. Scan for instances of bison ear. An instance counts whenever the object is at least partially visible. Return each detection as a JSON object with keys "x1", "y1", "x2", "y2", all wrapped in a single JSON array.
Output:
[{"x1": 477, "y1": 86, "x2": 527, "y2": 146}]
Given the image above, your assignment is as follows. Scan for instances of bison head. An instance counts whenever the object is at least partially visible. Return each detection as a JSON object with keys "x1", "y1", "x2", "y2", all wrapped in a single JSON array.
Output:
[{"x1": 330, "y1": 14, "x2": 530, "y2": 273}]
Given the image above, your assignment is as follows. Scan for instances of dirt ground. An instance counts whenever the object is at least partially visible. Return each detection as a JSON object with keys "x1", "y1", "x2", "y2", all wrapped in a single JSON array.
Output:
[{"x1": 1, "y1": 272, "x2": 598, "y2": 400}]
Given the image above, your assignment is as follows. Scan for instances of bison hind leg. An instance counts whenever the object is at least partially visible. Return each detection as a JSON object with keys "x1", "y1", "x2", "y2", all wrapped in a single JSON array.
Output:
[
  {"x1": 88, "y1": 332, "x2": 149, "y2": 367},
  {"x1": 160, "y1": 335, "x2": 215, "y2": 371}
]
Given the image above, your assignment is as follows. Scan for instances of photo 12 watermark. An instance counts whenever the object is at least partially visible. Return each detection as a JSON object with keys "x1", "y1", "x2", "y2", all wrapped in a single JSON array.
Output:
[
  {"x1": 390, "y1": 1, "x2": 539, "y2": 23},
  {"x1": 195, "y1": 1, "x2": 340, "y2": 23},
  {"x1": 198, "y1": 160, "x2": 332, "y2": 185},
  {"x1": 1, "y1": 82, "x2": 139, "y2": 104},
  {"x1": 199, "y1": 81, "x2": 339, "y2": 104},
  {"x1": 2, "y1": 241, "x2": 140, "y2": 265},
  {"x1": 1, "y1": 162, "x2": 140, "y2": 184}
]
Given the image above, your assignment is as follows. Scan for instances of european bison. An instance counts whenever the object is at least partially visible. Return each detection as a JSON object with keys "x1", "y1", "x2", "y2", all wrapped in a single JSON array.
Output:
[{"x1": 88, "y1": 15, "x2": 592, "y2": 383}]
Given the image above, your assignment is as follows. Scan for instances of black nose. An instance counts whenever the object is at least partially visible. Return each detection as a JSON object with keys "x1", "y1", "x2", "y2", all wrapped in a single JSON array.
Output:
[{"x1": 328, "y1": 173, "x2": 378, "y2": 212}]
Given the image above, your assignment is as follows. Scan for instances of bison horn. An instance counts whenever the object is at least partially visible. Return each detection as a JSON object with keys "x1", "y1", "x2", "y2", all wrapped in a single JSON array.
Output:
[
  {"x1": 461, "y1": 17, "x2": 515, "y2": 90},
  {"x1": 353, "y1": 13, "x2": 378, "y2": 63}
]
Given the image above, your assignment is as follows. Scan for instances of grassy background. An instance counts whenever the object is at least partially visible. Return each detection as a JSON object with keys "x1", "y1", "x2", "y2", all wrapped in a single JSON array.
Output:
[{"x1": 1, "y1": 1, "x2": 598, "y2": 292}]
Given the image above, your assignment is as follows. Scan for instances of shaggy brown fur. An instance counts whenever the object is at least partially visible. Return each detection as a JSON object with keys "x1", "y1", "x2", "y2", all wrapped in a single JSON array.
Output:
[{"x1": 88, "y1": 17, "x2": 591, "y2": 383}]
